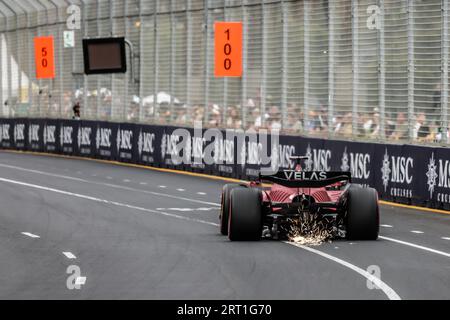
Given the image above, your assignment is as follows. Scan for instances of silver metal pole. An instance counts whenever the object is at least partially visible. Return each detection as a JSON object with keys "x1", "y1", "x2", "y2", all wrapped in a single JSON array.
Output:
[
  {"x1": 441, "y1": 0, "x2": 449, "y2": 144},
  {"x1": 303, "y1": 0, "x2": 310, "y2": 133},
  {"x1": 169, "y1": 0, "x2": 175, "y2": 122},
  {"x1": 153, "y1": 0, "x2": 159, "y2": 123},
  {"x1": 138, "y1": 0, "x2": 144, "y2": 123},
  {"x1": 351, "y1": 0, "x2": 359, "y2": 138},
  {"x1": 203, "y1": 0, "x2": 209, "y2": 122},
  {"x1": 241, "y1": 1, "x2": 248, "y2": 129},
  {"x1": 407, "y1": 0, "x2": 415, "y2": 141},
  {"x1": 261, "y1": 1, "x2": 267, "y2": 127},
  {"x1": 186, "y1": 0, "x2": 192, "y2": 125},
  {"x1": 281, "y1": 0, "x2": 288, "y2": 131},
  {"x1": 328, "y1": 0, "x2": 335, "y2": 137},
  {"x1": 379, "y1": 0, "x2": 386, "y2": 140}
]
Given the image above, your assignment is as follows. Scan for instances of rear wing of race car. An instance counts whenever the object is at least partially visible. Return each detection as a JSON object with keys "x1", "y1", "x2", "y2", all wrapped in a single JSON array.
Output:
[{"x1": 259, "y1": 170, "x2": 352, "y2": 188}]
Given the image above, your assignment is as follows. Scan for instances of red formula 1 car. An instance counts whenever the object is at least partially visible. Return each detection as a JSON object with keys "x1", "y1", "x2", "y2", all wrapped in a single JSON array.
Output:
[{"x1": 220, "y1": 156, "x2": 379, "y2": 241}]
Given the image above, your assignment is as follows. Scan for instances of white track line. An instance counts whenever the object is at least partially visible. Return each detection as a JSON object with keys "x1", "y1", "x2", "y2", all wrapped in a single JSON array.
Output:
[
  {"x1": 197, "y1": 192, "x2": 207, "y2": 195},
  {"x1": 0, "y1": 163, "x2": 219, "y2": 207},
  {"x1": 123, "y1": 179, "x2": 131, "y2": 183},
  {"x1": 410, "y1": 230, "x2": 424, "y2": 234},
  {"x1": 285, "y1": 241, "x2": 401, "y2": 300},
  {"x1": 62, "y1": 252, "x2": 77, "y2": 259},
  {"x1": 177, "y1": 188, "x2": 185, "y2": 192},
  {"x1": 0, "y1": 177, "x2": 218, "y2": 227},
  {"x1": 380, "y1": 224, "x2": 393, "y2": 228},
  {"x1": 379, "y1": 236, "x2": 450, "y2": 258},
  {"x1": 21, "y1": 232, "x2": 40, "y2": 238},
  {"x1": 442, "y1": 237, "x2": 450, "y2": 241},
  {"x1": 1, "y1": 163, "x2": 448, "y2": 262},
  {"x1": 1, "y1": 176, "x2": 400, "y2": 300}
]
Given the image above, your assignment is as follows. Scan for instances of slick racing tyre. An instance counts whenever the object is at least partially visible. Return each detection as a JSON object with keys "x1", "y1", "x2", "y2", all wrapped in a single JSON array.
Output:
[
  {"x1": 346, "y1": 186, "x2": 379, "y2": 240},
  {"x1": 220, "y1": 184, "x2": 242, "y2": 235},
  {"x1": 228, "y1": 188, "x2": 262, "y2": 241}
]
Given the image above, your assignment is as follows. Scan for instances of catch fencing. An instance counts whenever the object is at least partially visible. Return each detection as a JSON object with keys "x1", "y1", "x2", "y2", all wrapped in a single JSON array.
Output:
[{"x1": 0, "y1": 0, "x2": 449, "y2": 145}]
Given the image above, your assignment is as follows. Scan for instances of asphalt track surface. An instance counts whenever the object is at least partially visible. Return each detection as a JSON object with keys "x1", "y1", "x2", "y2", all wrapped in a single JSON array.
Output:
[{"x1": 0, "y1": 151, "x2": 449, "y2": 300}]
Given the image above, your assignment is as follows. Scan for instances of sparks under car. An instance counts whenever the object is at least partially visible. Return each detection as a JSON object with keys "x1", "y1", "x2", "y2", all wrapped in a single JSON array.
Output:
[{"x1": 219, "y1": 156, "x2": 379, "y2": 241}]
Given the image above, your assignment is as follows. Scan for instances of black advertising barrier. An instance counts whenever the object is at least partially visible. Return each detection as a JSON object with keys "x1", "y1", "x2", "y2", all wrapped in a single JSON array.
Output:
[
  {"x1": 43, "y1": 118, "x2": 60, "y2": 154},
  {"x1": 323, "y1": 139, "x2": 376, "y2": 188},
  {"x1": 12, "y1": 118, "x2": 28, "y2": 150},
  {"x1": 95, "y1": 121, "x2": 118, "y2": 160},
  {"x1": 136, "y1": 124, "x2": 162, "y2": 167},
  {"x1": 77, "y1": 120, "x2": 97, "y2": 157},
  {"x1": 27, "y1": 118, "x2": 45, "y2": 152},
  {"x1": 116, "y1": 122, "x2": 137, "y2": 163},
  {"x1": 59, "y1": 119, "x2": 79, "y2": 155},
  {"x1": 428, "y1": 146, "x2": 450, "y2": 210},
  {"x1": 0, "y1": 117, "x2": 14, "y2": 149},
  {"x1": 2, "y1": 117, "x2": 450, "y2": 211}
]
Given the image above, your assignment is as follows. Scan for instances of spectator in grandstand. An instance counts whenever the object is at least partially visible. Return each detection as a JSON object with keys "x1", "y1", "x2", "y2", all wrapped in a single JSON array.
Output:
[
  {"x1": 413, "y1": 112, "x2": 427, "y2": 140},
  {"x1": 226, "y1": 105, "x2": 243, "y2": 129},
  {"x1": 268, "y1": 106, "x2": 282, "y2": 131},
  {"x1": 72, "y1": 102, "x2": 81, "y2": 120},
  {"x1": 284, "y1": 103, "x2": 303, "y2": 133},
  {"x1": 193, "y1": 105, "x2": 205, "y2": 123},
  {"x1": 389, "y1": 112, "x2": 408, "y2": 141},
  {"x1": 248, "y1": 107, "x2": 261, "y2": 131},
  {"x1": 207, "y1": 104, "x2": 221, "y2": 127}
]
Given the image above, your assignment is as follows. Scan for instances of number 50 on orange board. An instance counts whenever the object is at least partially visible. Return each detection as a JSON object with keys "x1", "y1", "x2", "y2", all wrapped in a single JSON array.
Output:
[
  {"x1": 34, "y1": 36, "x2": 55, "y2": 79},
  {"x1": 214, "y1": 22, "x2": 242, "y2": 77}
]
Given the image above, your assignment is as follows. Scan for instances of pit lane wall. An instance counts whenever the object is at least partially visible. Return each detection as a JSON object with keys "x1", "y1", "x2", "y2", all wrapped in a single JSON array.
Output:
[{"x1": 1, "y1": 117, "x2": 449, "y2": 211}]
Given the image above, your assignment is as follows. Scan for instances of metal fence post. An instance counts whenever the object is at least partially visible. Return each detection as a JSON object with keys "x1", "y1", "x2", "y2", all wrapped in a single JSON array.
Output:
[
  {"x1": 442, "y1": 0, "x2": 449, "y2": 144},
  {"x1": 82, "y1": 1, "x2": 88, "y2": 120},
  {"x1": 351, "y1": 0, "x2": 359, "y2": 138},
  {"x1": 96, "y1": 0, "x2": 102, "y2": 120},
  {"x1": 281, "y1": 0, "x2": 288, "y2": 130},
  {"x1": 169, "y1": 0, "x2": 175, "y2": 122},
  {"x1": 203, "y1": 0, "x2": 209, "y2": 122},
  {"x1": 407, "y1": 0, "x2": 415, "y2": 141},
  {"x1": 328, "y1": 0, "x2": 335, "y2": 137},
  {"x1": 261, "y1": 1, "x2": 267, "y2": 127},
  {"x1": 241, "y1": 1, "x2": 248, "y2": 129},
  {"x1": 0, "y1": 11, "x2": 4, "y2": 118},
  {"x1": 138, "y1": 0, "x2": 144, "y2": 123},
  {"x1": 186, "y1": 0, "x2": 192, "y2": 125},
  {"x1": 303, "y1": 0, "x2": 309, "y2": 132},
  {"x1": 153, "y1": 0, "x2": 159, "y2": 123},
  {"x1": 379, "y1": 0, "x2": 386, "y2": 140}
]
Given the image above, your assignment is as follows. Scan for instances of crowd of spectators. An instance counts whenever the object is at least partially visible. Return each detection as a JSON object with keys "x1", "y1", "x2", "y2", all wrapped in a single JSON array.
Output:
[{"x1": 60, "y1": 88, "x2": 448, "y2": 144}]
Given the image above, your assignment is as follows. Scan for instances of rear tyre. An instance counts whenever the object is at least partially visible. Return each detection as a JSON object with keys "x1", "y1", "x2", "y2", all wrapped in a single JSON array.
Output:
[
  {"x1": 228, "y1": 188, "x2": 262, "y2": 241},
  {"x1": 220, "y1": 184, "x2": 242, "y2": 235},
  {"x1": 346, "y1": 186, "x2": 379, "y2": 240}
]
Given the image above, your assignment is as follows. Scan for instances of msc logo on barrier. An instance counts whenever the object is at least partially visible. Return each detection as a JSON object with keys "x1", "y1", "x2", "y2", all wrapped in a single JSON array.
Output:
[
  {"x1": 117, "y1": 129, "x2": 133, "y2": 151},
  {"x1": 78, "y1": 127, "x2": 92, "y2": 147},
  {"x1": 43, "y1": 125, "x2": 56, "y2": 151},
  {"x1": 138, "y1": 130, "x2": 155, "y2": 156},
  {"x1": 14, "y1": 124, "x2": 25, "y2": 144},
  {"x1": 28, "y1": 124, "x2": 40, "y2": 149},
  {"x1": 341, "y1": 148, "x2": 371, "y2": 180},
  {"x1": 1, "y1": 124, "x2": 10, "y2": 141},
  {"x1": 380, "y1": 149, "x2": 413, "y2": 198},
  {"x1": 425, "y1": 153, "x2": 450, "y2": 203},
  {"x1": 96, "y1": 127, "x2": 112, "y2": 149},
  {"x1": 304, "y1": 144, "x2": 331, "y2": 171}
]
